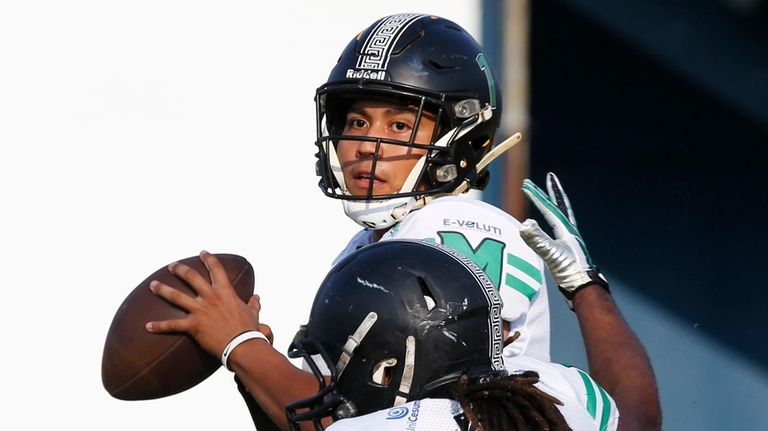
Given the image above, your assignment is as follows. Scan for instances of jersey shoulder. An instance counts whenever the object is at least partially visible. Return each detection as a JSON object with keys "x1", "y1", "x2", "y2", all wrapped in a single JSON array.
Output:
[
  {"x1": 504, "y1": 356, "x2": 620, "y2": 431},
  {"x1": 417, "y1": 195, "x2": 522, "y2": 226},
  {"x1": 387, "y1": 195, "x2": 523, "y2": 242},
  {"x1": 333, "y1": 228, "x2": 376, "y2": 265}
]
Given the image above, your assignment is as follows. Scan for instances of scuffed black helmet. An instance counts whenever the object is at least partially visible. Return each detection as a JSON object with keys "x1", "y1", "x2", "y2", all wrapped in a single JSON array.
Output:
[
  {"x1": 314, "y1": 13, "x2": 503, "y2": 229},
  {"x1": 286, "y1": 239, "x2": 505, "y2": 429}
]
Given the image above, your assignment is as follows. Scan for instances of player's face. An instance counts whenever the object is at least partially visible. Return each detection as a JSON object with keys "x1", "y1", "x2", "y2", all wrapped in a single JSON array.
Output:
[{"x1": 336, "y1": 99, "x2": 436, "y2": 197}]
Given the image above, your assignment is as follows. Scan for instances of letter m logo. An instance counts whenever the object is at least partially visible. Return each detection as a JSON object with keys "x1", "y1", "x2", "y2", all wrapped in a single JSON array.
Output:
[{"x1": 437, "y1": 231, "x2": 504, "y2": 289}]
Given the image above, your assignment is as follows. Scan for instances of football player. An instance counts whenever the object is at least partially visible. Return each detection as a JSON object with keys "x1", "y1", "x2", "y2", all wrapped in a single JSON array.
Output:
[
  {"x1": 286, "y1": 174, "x2": 660, "y2": 431},
  {"x1": 146, "y1": 12, "x2": 559, "y2": 431},
  {"x1": 317, "y1": 12, "x2": 550, "y2": 363}
]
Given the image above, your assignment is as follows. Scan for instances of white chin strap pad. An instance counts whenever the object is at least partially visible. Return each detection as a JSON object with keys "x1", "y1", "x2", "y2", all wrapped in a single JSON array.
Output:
[{"x1": 342, "y1": 197, "x2": 419, "y2": 229}]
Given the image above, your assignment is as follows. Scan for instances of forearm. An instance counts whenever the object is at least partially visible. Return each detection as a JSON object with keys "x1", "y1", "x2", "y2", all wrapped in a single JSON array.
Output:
[
  {"x1": 227, "y1": 339, "x2": 321, "y2": 431},
  {"x1": 573, "y1": 286, "x2": 662, "y2": 431}
]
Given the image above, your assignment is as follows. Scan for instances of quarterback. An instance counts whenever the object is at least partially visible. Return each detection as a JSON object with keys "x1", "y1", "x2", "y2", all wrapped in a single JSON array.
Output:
[
  {"x1": 316, "y1": 13, "x2": 550, "y2": 361},
  {"x1": 144, "y1": 12, "x2": 595, "y2": 431}
]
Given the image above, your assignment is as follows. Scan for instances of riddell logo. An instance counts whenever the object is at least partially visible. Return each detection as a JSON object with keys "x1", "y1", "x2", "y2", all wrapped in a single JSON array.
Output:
[{"x1": 345, "y1": 69, "x2": 385, "y2": 80}]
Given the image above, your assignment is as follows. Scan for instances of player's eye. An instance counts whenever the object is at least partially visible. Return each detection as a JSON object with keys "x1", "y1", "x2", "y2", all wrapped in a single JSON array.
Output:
[
  {"x1": 391, "y1": 121, "x2": 411, "y2": 133},
  {"x1": 347, "y1": 118, "x2": 367, "y2": 129}
]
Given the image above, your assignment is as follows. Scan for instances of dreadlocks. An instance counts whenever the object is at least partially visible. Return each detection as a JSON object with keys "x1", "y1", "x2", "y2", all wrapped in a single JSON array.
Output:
[{"x1": 452, "y1": 371, "x2": 572, "y2": 431}]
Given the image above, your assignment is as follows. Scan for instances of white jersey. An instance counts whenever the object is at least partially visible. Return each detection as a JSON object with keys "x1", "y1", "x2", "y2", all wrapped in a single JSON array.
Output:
[
  {"x1": 334, "y1": 195, "x2": 551, "y2": 361},
  {"x1": 326, "y1": 399, "x2": 463, "y2": 431},
  {"x1": 327, "y1": 356, "x2": 619, "y2": 431}
]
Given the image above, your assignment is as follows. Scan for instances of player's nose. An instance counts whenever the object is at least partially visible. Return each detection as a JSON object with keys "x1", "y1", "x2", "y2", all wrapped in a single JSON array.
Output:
[{"x1": 354, "y1": 129, "x2": 381, "y2": 158}]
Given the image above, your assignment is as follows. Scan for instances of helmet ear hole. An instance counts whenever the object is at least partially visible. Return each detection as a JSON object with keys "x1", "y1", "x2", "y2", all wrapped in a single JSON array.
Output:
[
  {"x1": 417, "y1": 276, "x2": 436, "y2": 310},
  {"x1": 371, "y1": 358, "x2": 397, "y2": 386}
]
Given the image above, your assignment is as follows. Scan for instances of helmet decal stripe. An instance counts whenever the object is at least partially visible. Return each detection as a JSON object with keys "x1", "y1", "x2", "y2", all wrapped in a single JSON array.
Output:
[
  {"x1": 475, "y1": 53, "x2": 497, "y2": 109},
  {"x1": 357, "y1": 13, "x2": 426, "y2": 71}
]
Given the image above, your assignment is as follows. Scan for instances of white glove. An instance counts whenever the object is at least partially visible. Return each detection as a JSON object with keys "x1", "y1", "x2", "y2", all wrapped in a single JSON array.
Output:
[{"x1": 519, "y1": 172, "x2": 609, "y2": 309}]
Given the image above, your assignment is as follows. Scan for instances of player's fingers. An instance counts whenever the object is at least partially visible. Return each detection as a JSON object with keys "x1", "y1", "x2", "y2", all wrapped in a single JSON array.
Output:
[
  {"x1": 522, "y1": 180, "x2": 562, "y2": 227},
  {"x1": 519, "y1": 219, "x2": 557, "y2": 260},
  {"x1": 145, "y1": 317, "x2": 191, "y2": 334},
  {"x1": 522, "y1": 179, "x2": 571, "y2": 238},
  {"x1": 546, "y1": 172, "x2": 577, "y2": 226},
  {"x1": 259, "y1": 323, "x2": 274, "y2": 345},
  {"x1": 149, "y1": 280, "x2": 198, "y2": 311},
  {"x1": 199, "y1": 250, "x2": 231, "y2": 289},
  {"x1": 247, "y1": 294, "x2": 262, "y2": 313},
  {"x1": 168, "y1": 260, "x2": 213, "y2": 297}
]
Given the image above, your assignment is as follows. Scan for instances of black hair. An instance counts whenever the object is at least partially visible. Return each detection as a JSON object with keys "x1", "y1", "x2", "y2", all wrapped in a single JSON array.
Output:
[{"x1": 453, "y1": 371, "x2": 572, "y2": 431}]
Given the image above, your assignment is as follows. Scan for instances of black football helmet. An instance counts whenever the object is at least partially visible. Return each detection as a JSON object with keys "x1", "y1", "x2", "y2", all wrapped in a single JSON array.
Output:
[
  {"x1": 314, "y1": 13, "x2": 503, "y2": 229},
  {"x1": 286, "y1": 239, "x2": 505, "y2": 430}
]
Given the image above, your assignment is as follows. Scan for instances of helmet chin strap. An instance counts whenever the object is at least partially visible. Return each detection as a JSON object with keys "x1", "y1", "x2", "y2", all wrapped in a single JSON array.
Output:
[
  {"x1": 342, "y1": 197, "x2": 417, "y2": 229},
  {"x1": 336, "y1": 312, "x2": 378, "y2": 378},
  {"x1": 393, "y1": 335, "x2": 416, "y2": 406}
]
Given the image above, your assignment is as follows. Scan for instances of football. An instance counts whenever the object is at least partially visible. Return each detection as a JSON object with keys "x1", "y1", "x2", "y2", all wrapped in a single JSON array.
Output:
[{"x1": 101, "y1": 253, "x2": 254, "y2": 400}]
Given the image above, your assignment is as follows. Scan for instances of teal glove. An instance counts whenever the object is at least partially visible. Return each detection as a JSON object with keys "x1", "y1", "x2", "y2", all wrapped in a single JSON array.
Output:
[{"x1": 520, "y1": 172, "x2": 609, "y2": 309}]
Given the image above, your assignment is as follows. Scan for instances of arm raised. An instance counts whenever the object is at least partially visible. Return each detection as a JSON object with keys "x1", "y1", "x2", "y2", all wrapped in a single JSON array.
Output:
[{"x1": 520, "y1": 173, "x2": 661, "y2": 431}]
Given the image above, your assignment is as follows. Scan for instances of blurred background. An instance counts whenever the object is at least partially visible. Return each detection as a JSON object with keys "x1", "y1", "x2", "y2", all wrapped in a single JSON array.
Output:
[
  {"x1": 482, "y1": 1, "x2": 768, "y2": 430},
  {"x1": 1, "y1": 1, "x2": 765, "y2": 430}
]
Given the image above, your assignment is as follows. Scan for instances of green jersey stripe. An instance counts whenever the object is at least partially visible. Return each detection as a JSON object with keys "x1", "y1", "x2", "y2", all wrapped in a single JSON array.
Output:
[
  {"x1": 504, "y1": 273, "x2": 537, "y2": 300},
  {"x1": 577, "y1": 369, "x2": 598, "y2": 419},
  {"x1": 598, "y1": 382, "x2": 613, "y2": 431},
  {"x1": 507, "y1": 254, "x2": 542, "y2": 283}
]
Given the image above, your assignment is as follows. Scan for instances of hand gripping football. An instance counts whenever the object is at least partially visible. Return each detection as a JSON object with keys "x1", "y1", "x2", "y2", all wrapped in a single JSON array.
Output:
[{"x1": 101, "y1": 253, "x2": 254, "y2": 400}]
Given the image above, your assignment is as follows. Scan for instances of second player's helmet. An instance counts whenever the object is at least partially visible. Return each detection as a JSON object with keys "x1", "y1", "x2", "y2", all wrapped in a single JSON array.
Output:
[
  {"x1": 315, "y1": 13, "x2": 503, "y2": 229},
  {"x1": 286, "y1": 240, "x2": 506, "y2": 430}
]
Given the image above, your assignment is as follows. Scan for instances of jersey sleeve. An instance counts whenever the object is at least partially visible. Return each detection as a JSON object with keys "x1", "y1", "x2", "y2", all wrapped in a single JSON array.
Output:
[{"x1": 504, "y1": 355, "x2": 620, "y2": 431}]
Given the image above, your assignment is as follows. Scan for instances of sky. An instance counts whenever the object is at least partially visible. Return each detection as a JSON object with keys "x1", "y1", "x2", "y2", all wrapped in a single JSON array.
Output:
[{"x1": 0, "y1": 1, "x2": 479, "y2": 429}]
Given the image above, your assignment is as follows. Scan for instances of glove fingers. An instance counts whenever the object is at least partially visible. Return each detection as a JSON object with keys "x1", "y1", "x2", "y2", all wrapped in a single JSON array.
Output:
[
  {"x1": 523, "y1": 178, "x2": 567, "y2": 235},
  {"x1": 546, "y1": 172, "x2": 577, "y2": 227},
  {"x1": 519, "y1": 219, "x2": 557, "y2": 259},
  {"x1": 522, "y1": 179, "x2": 571, "y2": 237}
]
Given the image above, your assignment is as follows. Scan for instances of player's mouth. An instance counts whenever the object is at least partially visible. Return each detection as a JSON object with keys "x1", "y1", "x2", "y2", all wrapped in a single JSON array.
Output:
[{"x1": 350, "y1": 170, "x2": 386, "y2": 194}]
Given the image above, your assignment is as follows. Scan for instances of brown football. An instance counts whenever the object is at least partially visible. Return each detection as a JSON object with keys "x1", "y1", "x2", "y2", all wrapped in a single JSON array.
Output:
[{"x1": 101, "y1": 253, "x2": 254, "y2": 400}]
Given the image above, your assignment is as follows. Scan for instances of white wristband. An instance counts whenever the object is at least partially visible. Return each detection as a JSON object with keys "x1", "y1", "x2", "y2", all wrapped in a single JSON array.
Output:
[{"x1": 220, "y1": 330, "x2": 269, "y2": 371}]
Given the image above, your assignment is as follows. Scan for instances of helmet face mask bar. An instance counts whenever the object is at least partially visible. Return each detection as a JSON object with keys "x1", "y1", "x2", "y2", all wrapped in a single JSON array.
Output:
[
  {"x1": 285, "y1": 337, "x2": 357, "y2": 431},
  {"x1": 314, "y1": 13, "x2": 502, "y2": 229},
  {"x1": 315, "y1": 84, "x2": 488, "y2": 201}
]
